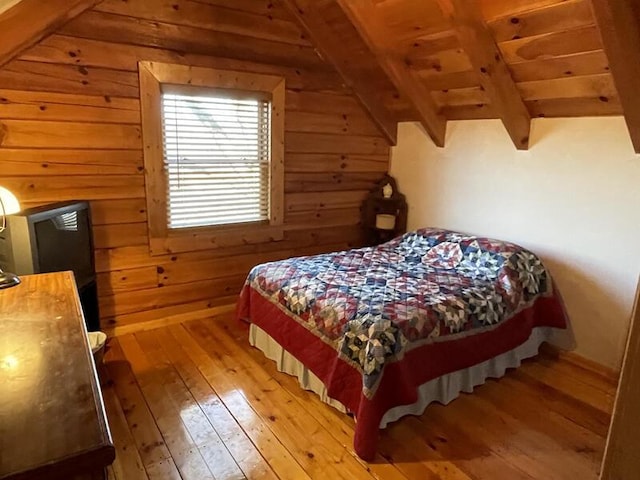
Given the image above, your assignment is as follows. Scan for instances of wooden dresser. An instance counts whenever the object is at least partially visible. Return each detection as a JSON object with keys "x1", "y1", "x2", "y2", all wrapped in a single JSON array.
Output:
[{"x1": 0, "y1": 272, "x2": 115, "y2": 480}]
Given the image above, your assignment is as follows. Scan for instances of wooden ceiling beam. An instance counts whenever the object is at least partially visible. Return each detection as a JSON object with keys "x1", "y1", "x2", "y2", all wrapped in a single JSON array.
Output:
[
  {"x1": 0, "y1": 0, "x2": 101, "y2": 69},
  {"x1": 591, "y1": 0, "x2": 640, "y2": 154},
  {"x1": 335, "y1": 0, "x2": 447, "y2": 148},
  {"x1": 280, "y1": 0, "x2": 398, "y2": 145},
  {"x1": 436, "y1": 0, "x2": 532, "y2": 150}
]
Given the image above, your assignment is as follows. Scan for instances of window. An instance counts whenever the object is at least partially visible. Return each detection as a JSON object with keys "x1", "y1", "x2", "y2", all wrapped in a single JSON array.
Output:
[
  {"x1": 162, "y1": 89, "x2": 271, "y2": 229},
  {"x1": 139, "y1": 62, "x2": 284, "y2": 255}
]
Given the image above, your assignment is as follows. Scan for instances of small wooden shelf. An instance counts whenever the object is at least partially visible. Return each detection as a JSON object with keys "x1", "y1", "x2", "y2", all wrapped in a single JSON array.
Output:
[{"x1": 361, "y1": 175, "x2": 408, "y2": 246}]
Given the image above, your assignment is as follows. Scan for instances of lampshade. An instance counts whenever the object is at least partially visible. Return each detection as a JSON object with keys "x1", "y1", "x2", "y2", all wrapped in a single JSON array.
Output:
[
  {"x1": 0, "y1": 187, "x2": 20, "y2": 215},
  {"x1": 0, "y1": 186, "x2": 20, "y2": 289},
  {"x1": 375, "y1": 213, "x2": 396, "y2": 231}
]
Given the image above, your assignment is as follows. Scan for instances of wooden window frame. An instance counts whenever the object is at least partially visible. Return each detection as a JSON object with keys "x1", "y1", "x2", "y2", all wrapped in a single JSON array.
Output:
[{"x1": 138, "y1": 61, "x2": 285, "y2": 256}]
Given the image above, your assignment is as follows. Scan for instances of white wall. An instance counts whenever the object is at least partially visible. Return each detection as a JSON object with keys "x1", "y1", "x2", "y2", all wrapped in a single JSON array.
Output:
[{"x1": 390, "y1": 118, "x2": 640, "y2": 369}]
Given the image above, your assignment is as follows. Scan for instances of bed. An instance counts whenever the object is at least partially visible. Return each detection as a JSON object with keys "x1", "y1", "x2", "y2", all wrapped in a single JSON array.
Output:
[{"x1": 236, "y1": 228, "x2": 568, "y2": 460}]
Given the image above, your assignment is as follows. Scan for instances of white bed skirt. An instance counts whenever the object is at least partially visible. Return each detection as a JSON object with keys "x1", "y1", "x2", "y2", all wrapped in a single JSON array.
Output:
[{"x1": 249, "y1": 324, "x2": 559, "y2": 428}]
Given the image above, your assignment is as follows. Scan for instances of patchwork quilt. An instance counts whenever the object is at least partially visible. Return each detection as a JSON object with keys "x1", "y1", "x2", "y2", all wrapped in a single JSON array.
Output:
[{"x1": 237, "y1": 228, "x2": 567, "y2": 460}]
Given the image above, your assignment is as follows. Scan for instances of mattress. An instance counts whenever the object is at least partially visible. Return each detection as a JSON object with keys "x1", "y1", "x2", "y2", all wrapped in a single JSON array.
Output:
[{"x1": 237, "y1": 228, "x2": 568, "y2": 459}]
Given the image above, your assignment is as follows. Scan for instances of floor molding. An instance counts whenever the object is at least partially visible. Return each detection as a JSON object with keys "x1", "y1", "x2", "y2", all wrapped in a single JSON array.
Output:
[
  {"x1": 104, "y1": 303, "x2": 237, "y2": 337},
  {"x1": 540, "y1": 343, "x2": 620, "y2": 386}
]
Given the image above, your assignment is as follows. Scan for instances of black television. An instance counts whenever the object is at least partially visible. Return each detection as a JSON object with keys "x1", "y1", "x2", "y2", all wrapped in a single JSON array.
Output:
[{"x1": 0, "y1": 201, "x2": 100, "y2": 330}]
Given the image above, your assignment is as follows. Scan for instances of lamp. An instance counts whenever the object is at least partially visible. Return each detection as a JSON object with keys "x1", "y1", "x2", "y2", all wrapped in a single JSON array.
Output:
[{"x1": 0, "y1": 186, "x2": 21, "y2": 289}]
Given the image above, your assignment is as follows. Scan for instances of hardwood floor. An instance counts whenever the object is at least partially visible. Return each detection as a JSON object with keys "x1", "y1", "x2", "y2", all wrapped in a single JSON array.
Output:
[{"x1": 100, "y1": 313, "x2": 617, "y2": 480}]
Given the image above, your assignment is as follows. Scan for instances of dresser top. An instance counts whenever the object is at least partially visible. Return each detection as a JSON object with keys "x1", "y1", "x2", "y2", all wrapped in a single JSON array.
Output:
[{"x1": 0, "y1": 271, "x2": 114, "y2": 479}]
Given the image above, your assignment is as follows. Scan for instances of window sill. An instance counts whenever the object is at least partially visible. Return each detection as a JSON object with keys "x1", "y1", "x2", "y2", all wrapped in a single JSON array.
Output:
[{"x1": 149, "y1": 222, "x2": 284, "y2": 256}]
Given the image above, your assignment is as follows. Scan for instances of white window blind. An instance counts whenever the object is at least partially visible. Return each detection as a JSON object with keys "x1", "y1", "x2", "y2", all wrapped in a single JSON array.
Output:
[{"x1": 161, "y1": 90, "x2": 271, "y2": 229}]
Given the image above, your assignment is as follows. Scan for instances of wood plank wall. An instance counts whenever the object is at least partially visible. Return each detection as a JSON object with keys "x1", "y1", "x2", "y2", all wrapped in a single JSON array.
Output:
[{"x1": 0, "y1": 0, "x2": 390, "y2": 334}]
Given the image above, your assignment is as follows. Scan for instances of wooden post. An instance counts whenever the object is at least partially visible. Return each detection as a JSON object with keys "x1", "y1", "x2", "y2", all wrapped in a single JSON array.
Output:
[
  {"x1": 591, "y1": 0, "x2": 640, "y2": 154},
  {"x1": 435, "y1": 0, "x2": 531, "y2": 150},
  {"x1": 601, "y1": 277, "x2": 640, "y2": 479}
]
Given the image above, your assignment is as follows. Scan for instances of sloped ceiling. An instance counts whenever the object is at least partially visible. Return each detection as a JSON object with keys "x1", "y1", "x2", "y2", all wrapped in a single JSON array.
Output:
[
  {"x1": 284, "y1": 0, "x2": 640, "y2": 152},
  {"x1": 0, "y1": 0, "x2": 638, "y2": 151},
  {"x1": 0, "y1": 0, "x2": 101, "y2": 69}
]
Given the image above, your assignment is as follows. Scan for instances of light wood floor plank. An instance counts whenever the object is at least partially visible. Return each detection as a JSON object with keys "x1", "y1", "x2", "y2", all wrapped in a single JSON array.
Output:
[
  {"x1": 135, "y1": 329, "x2": 247, "y2": 480},
  {"x1": 517, "y1": 360, "x2": 615, "y2": 413},
  {"x1": 507, "y1": 369, "x2": 612, "y2": 437},
  {"x1": 186, "y1": 318, "x2": 377, "y2": 480},
  {"x1": 536, "y1": 352, "x2": 618, "y2": 393},
  {"x1": 217, "y1": 314, "x2": 414, "y2": 480},
  {"x1": 383, "y1": 420, "x2": 478, "y2": 480},
  {"x1": 104, "y1": 341, "x2": 172, "y2": 468},
  {"x1": 100, "y1": 313, "x2": 614, "y2": 480},
  {"x1": 118, "y1": 334, "x2": 216, "y2": 480},
  {"x1": 167, "y1": 323, "x2": 313, "y2": 480},
  {"x1": 476, "y1": 393, "x2": 598, "y2": 477},
  {"x1": 477, "y1": 377, "x2": 605, "y2": 468},
  {"x1": 429, "y1": 391, "x2": 597, "y2": 480},
  {"x1": 403, "y1": 416, "x2": 536, "y2": 480},
  {"x1": 145, "y1": 459, "x2": 182, "y2": 480},
  {"x1": 101, "y1": 363, "x2": 148, "y2": 480},
  {"x1": 153, "y1": 327, "x2": 279, "y2": 480}
]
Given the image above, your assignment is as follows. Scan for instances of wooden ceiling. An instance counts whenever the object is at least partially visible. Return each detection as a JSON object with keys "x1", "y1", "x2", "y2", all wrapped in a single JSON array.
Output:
[
  {"x1": 283, "y1": 0, "x2": 640, "y2": 152},
  {"x1": 0, "y1": 0, "x2": 100, "y2": 67},
  {"x1": 0, "y1": 0, "x2": 638, "y2": 151}
]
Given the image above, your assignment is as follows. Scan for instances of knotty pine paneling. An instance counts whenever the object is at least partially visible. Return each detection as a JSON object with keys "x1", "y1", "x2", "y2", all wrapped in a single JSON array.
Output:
[
  {"x1": 60, "y1": 10, "x2": 323, "y2": 70},
  {"x1": 379, "y1": 0, "x2": 620, "y2": 121},
  {"x1": 507, "y1": 51, "x2": 611, "y2": 83},
  {"x1": 2, "y1": 149, "x2": 144, "y2": 176},
  {"x1": 498, "y1": 24, "x2": 603, "y2": 64},
  {"x1": 93, "y1": 227, "x2": 366, "y2": 273},
  {"x1": 0, "y1": 89, "x2": 141, "y2": 123},
  {"x1": 22, "y1": 35, "x2": 344, "y2": 92},
  {"x1": 0, "y1": 0, "x2": 389, "y2": 334},
  {"x1": 487, "y1": 0, "x2": 594, "y2": 43},
  {"x1": 0, "y1": 61, "x2": 141, "y2": 98},
  {"x1": 92, "y1": 0, "x2": 309, "y2": 46}
]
